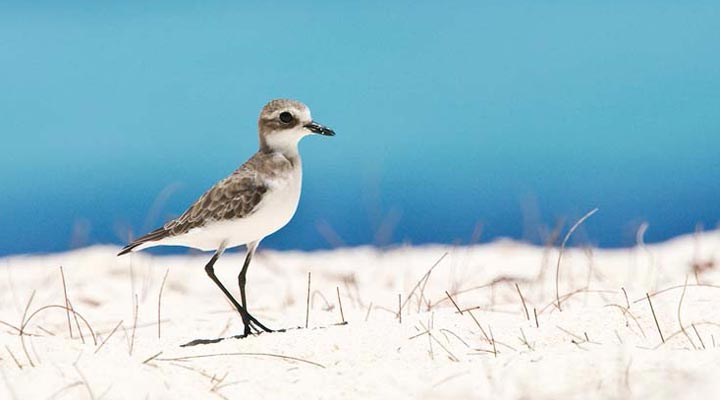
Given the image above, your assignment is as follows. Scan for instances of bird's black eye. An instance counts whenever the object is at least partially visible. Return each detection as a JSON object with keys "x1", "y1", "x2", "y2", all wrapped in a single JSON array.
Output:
[{"x1": 279, "y1": 112, "x2": 293, "y2": 123}]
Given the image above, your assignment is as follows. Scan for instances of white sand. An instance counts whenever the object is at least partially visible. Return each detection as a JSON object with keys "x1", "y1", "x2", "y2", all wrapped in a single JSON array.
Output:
[{"x1": 1, "y1": 231, "x2": 719, "y2": 399}]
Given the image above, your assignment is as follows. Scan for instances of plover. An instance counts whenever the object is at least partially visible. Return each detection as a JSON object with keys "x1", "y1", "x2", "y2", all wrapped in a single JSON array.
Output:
[{"x1": 118, "y1": 99, "x2": 335, "y2": 336}]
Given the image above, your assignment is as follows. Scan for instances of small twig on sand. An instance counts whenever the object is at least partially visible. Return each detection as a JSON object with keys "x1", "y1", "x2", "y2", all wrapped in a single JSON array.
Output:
[
  {"x1": 646, "y1": 293, "x2": 664, "y2": 344},
  {"x1": 533, "y1": 308, "x2": 539, "y2": 328},
  {"x1": 555, "y1": 208, "x2": 599, "y2": 311},
  {"x1": 157, "y1": 268, "x2": 169, "y2": 339}
]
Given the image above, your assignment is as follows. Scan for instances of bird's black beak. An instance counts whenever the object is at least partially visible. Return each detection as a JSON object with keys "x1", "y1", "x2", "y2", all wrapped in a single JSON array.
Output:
[{"x1": 304, "y1": 121, "x2": 335, "y2": 136}]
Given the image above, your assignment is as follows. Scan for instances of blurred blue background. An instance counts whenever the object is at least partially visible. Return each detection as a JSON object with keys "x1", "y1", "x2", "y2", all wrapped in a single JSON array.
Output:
[{"x1": 1, "y1": 1, "x2": 718, "y2": 255}]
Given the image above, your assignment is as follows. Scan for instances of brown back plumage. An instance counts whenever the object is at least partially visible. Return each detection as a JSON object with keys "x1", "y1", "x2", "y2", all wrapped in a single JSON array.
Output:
[{"x1": 118, "y1": 150, "x2": 294, "y2": 255}]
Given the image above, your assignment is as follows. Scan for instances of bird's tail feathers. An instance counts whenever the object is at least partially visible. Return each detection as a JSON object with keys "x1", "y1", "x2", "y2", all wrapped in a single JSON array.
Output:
[{"x1": 117, "y1": 226, "x2": 170, "y2": 256}]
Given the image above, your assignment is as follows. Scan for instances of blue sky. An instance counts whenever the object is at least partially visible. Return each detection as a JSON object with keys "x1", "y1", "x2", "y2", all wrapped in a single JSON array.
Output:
[{"x1": 1, "y1": 1, "x2": 719, "y2": 254}]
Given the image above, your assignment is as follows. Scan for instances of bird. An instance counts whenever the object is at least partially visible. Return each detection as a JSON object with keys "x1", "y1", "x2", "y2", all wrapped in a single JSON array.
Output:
[{"x1": 118, "y1": 99, "x2": 335, "y2": 336}]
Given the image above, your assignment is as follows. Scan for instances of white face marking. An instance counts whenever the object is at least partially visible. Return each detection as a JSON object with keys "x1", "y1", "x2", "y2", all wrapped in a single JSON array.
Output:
[{"x1": 263, "y1": 105, "x2": 314, "y2": 153}]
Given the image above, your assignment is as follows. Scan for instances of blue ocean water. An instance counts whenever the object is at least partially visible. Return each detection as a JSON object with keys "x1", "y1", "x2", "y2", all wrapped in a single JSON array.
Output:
[{"x1": 1, "y1": 2, "x2": 719, "y2": 255}]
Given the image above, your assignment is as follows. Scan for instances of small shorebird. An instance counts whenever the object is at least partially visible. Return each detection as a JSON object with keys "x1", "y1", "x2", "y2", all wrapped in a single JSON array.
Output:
[{"x1": 118, "y1": 99, "x2": 335, "y2": 336}]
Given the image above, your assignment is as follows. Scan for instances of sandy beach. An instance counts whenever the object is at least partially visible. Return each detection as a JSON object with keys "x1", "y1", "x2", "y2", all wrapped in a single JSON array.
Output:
[{"x1": 1, "y1": 230, "x2": 719, "y2": 399}]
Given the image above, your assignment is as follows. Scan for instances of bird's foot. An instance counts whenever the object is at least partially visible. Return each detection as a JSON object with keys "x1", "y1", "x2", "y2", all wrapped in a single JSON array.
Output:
[{"x1": 241, "y1": 311, "x2": 274, "y2": 335}]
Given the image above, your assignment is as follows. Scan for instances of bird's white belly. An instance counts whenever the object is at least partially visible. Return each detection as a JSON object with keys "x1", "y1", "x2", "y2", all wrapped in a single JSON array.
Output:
[{"x1": 154, "y1": 170, "x2": 302, "y2": 252}]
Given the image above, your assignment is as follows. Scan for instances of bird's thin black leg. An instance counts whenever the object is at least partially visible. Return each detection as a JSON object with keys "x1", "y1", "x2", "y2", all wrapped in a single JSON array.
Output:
[
  {"x1": 238, "y1": 241, "x2": 273, "y2": 335},
  {"x1": 204, "y1": 244, "x2": 265, "y2": 336}
]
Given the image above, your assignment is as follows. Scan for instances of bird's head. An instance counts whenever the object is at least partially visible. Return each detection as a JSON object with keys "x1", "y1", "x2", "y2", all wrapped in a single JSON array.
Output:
[{"x1": 258, "y1": 99, "x2": 334, "y2": 152}]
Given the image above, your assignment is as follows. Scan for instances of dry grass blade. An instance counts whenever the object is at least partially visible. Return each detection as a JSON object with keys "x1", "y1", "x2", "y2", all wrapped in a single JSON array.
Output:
[
  {"x1": 651, "y1": 322, "x2": 720, "y2": 350},
  {"x1": 95, "y1": 320, "x2": 123, "y2": 354},
  {"x1": 555, "y1": 208, "x2": 599, "y2": 311},
  {"x1": 398, "y1": 294, "x2": 402, "y2": 324},
  {"x1": 541, "y1": 288, "x2": 617, "y2": 314},
  {"x1": 519, "y1": 328, "x2": 533, "y2": 351},
  {"x1": 336, "y1": 286, "x2": 345, "y2": 324},
  {"x1": 603, "y1": 304, "x2": 646, "y2": 338},
  {"x1": 5, "y1": 345, "x2": 23, "y2": 369},
  {"x1": 59, "y1": 266, "x2": 74, "y2": 339},
  {"x1": 515, "y1": 283, "x2": 530, "y2": 320},
  {"x1": 489, "y1": 326, "x2": 497, "y2": 357},
  {"x1": 634, "y1": 283, "x2": 720, "y2": 303},
  {"x1": 465, "y1": 309, "x2": 491, "y2": 343},
  {"x1": 622, "y1": 287, "x2": 630, "y2": 309},
  {"x1": 19, "y1": 290, "x2": 36, "y2": 367},
  {"x1": 305, "y1": 272, "x2": 311, "y2": 329},
  {"x1": 676, "y1": 276, "x2": 697, "y2": 349},
  {"x1": 129, "y1": 295, "x2": 139, "y2": 355},
  {"x1": 428, "y1": 332, "x2": 459, "y2": 362},
  {"x1": 158, "y1": 268, "x2": 169, "y2": 339},
  {"x1": 408, "y1": 329, "x2": 430, "y2": 340},
  {"x1": 364, "y1": 302, "x2": 373, "y2": 322},
  {"x1": 533, "y1": 308, "x2": 539, "y2": 328},
  {"x1": 556, "y1": 325, "x2": 584, "y2": 342},
  {"x1": 439, "y1": 328, "x2": 470, "y2": 348},
  {"x1": 36, "y1": 326, "x2": 55, "y2": 336},
  {"x1": 0, "y1": 320, "x2": 24, "y2": 335},
  {"x1": 22, "y1": 304, "x2": 97, "y2": 345},
  {"x1": 155, "y1": 352, "x2": 326, "y2": 369},
  {"x1": 66, "y1": 299, "x2": 85, "y2": 344},
  {"x1": 646, "y1": 293, "x2": 664, "y2": 344},
  {"x1": 142, "y1": 351, "x2": 163, "y2": 364},
  {"x1": 692, "y1": 324, "x2": 706, "y2": 349},
  {"x1": 400, "y1": 252, "x2": 448, "y2": 313},
  {"x1": 445, "y1": 291, "x2": 463, "y2": 314}
]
